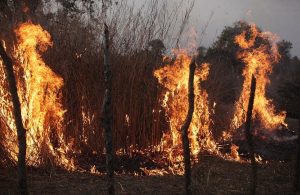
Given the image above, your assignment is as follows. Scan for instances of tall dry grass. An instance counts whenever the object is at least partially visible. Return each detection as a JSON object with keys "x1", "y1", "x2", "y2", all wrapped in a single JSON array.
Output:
[{"x1": 20, "y1": 0, "x2": 196, "y2": 159}]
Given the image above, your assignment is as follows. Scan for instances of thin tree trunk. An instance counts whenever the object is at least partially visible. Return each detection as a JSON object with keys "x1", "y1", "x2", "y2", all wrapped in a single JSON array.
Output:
[
  {"x1": 245, "y1": 75, "x2": 257, "y2": 195},
  {"x1": 101, "y1": 23, "x2": 115, "y2": 195},
  {"x1": 294, "y1": 105, "x2": 300, "y2": 192},
  {"x1": 0, "y1": 42, "x2": 28, "y2": 194},
  {"x1": 181, "y1": 57, "x2": 196, "y2": 195}
]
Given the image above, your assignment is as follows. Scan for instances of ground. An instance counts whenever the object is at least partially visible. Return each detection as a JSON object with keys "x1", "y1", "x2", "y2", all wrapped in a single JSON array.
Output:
[{"x1": 0, "y1": 154, "x2": 297, "y2": 195}]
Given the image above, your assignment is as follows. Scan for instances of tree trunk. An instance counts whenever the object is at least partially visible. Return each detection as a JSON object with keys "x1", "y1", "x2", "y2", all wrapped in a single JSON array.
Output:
[
  {"x1": 181, "y1": 57, "x2": 196, "y2": 195},
  {"x1": 245, "y1": 75, "x2": 257, "y2": 195},
  {"x1": 101, "y1": 23, "x2": 115, "y2": 195},
  {"x1": 0, "y1": 42, "x2": 28, "y2": 194}
]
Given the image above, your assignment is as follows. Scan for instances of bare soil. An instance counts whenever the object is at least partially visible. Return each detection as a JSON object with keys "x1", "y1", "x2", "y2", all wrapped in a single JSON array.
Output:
[{"x1": 0, "y1": 154, "x2": 297, "y2": 195}]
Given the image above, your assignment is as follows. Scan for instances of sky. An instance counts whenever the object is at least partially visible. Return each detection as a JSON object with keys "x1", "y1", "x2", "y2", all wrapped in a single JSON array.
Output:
[
  {"x1": 190, "y1": 0, "x2": 300, "y2": 56},
  {"x1": 49, "y1": 0, "x2": 300, "y2": 56}
]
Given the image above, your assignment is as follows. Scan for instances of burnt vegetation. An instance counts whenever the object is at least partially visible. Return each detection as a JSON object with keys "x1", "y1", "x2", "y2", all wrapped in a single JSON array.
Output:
[{"x1": 0, "y1": 0, "x2": 300, "y2": 194}]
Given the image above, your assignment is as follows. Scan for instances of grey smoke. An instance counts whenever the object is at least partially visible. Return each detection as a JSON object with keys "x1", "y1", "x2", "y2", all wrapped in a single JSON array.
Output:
[{"x1": 191, "y1": 0, "x2": 300, "y2": 56}]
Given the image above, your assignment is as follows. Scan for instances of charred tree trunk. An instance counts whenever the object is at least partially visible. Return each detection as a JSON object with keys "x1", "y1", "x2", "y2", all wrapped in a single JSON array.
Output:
[
  {"x1": 101, "y1": 23, "x2": 115, "y2": 195},
  {"x1": 181, "y1": 57, "x2": 196, "y2": 195},
  {"x1": 294, "y1": 105, "x2": 300, "y2": 192},
  {"x1": 245, "y1": 75, "x2": 257, "y2": 195},
  {"x1": 0, "y1": 42, "x2": 28, "y2": 194}
]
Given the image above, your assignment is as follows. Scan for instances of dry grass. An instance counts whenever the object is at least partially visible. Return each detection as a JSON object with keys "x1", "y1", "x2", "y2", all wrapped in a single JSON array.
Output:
[
  {"x1": 38, "y1": 0, "x2": 195, "y2": 152},
  {"x1": 0, "y1": 154, "x2": 296, "y2": 194},
  {"x1": 0, "y1": 0, "x2": 195, "y2": 166},
  {"x1": 192, "y1": 154, "x2": 296, "y2": 194}
]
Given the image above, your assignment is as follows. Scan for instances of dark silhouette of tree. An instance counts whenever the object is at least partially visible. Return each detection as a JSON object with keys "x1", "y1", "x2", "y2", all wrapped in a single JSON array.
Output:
[
  {"x1": 147, "y1": 39, "x2": 166, "y2": 69},
  {"x1": 273, "y1": 40, "x2": 293, "y2": 75},
  {"x1": 275, "y1": 43, "x2": 300, "y2": 118},
  {"x1": 278, "y1": 40, "x2": 293, "y2": 61},
  {"x1": 196, "y1": 46, "x2": 207, "y2": 63},
  {"x1": 148, "y1": 39, "x2": 166, "y2": 56}
]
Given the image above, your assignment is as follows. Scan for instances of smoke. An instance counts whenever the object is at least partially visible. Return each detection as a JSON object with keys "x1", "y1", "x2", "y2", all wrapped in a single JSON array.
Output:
[{"x1": 191, "y1": 0, "x2": 300, "y2": 56}]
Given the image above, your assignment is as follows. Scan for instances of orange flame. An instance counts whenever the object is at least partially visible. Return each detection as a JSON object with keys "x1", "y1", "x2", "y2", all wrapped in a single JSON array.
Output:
[
  {"x1": 230, "y1": 144, "x2": 240, "y2": 161},
  {"x1": 1, "y1": 22, "x2": 286, "y2": 174},
  {"x1": 230, "y1": 24, "x2": 286, "y2": 134},
  {"x1": 0, "y1": 22, "x2": 74, "y2": 169},
  {"x1": 154, "y1": 49, "x2": 218, "y2": 173}
]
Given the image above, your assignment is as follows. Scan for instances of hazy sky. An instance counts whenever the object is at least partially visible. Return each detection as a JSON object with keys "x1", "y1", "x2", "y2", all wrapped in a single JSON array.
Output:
[
  {"x1": 190, "y1": 0, "x2": 300, "y2": 56},
  {"x1": 50, "y1": 0, "x2": 300, "y2": 56}
]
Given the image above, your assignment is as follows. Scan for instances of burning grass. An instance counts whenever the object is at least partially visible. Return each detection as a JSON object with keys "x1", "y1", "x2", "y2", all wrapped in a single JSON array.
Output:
[
  {"x1": 0, "y1": 22, "x2": 75, "y2": 170},
  {"x1": 153, "y1": 50, "x2": 218, "y2": 171},
  {"x1": 0, "y1": 1, "x2": 299, "y2": 193},
  {"x1": 0, "y1": 20, "x2": 297, "y2": 176},
  {"x1": 229, "y1": 24, "x2": 287, "y2": 136}
]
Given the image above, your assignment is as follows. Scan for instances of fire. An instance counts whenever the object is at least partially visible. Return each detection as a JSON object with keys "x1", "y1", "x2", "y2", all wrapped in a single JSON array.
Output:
[
  {"x1": 0, "y1": 21, "x2": 287, "y2": 175},
  {"x1": 154, "y1": 49, "x2": 218, "y2": 172},
  {"x1": 230, "y1": 144, "x2": 240, "y2": 161},
  {"x1": 0, "y1": 22, "x2": 74, "y2": 169},
  {"x1": 230, "y1": 24, "x2": 286, "y2": 134}
]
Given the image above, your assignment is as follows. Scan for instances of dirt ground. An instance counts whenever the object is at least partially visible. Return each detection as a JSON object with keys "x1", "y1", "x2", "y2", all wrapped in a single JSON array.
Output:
[
  {"x1": 192, "y1": 154, "x2": 297, "y2": 194},
  {"x1": 0, "y1": 168, "x2": 184, "y2": 194},
  {"x1": 0, "y1": 153, "x2": 298, "y2": 195}
]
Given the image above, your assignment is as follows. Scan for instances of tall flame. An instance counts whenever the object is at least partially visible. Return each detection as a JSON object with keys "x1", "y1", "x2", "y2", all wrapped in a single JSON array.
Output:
[
  {"x1": 230, "y1": 24, "x2": 286, "y2": 133},
  {"x1": 154, "y1": 50, "x2": 217, "y2": 169},
  {"x1": 0, "y1": 22, "x2": 74, "y2": 169},
  {"x1": 0, "y1": 22, "x2": 288, "y2": 174}
]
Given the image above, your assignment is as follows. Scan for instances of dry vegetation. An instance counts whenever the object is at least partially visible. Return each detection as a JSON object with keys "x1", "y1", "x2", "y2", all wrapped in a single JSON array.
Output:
[
  {"x1": 0, "y1": 0, "x2": 300, "y2": 194},
  {"x1": 0, "y1": 154, "x2": 297, "y2": 194},
  {"x1": 0, "y1": 0, "x2": 197, "y2": 166}
]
